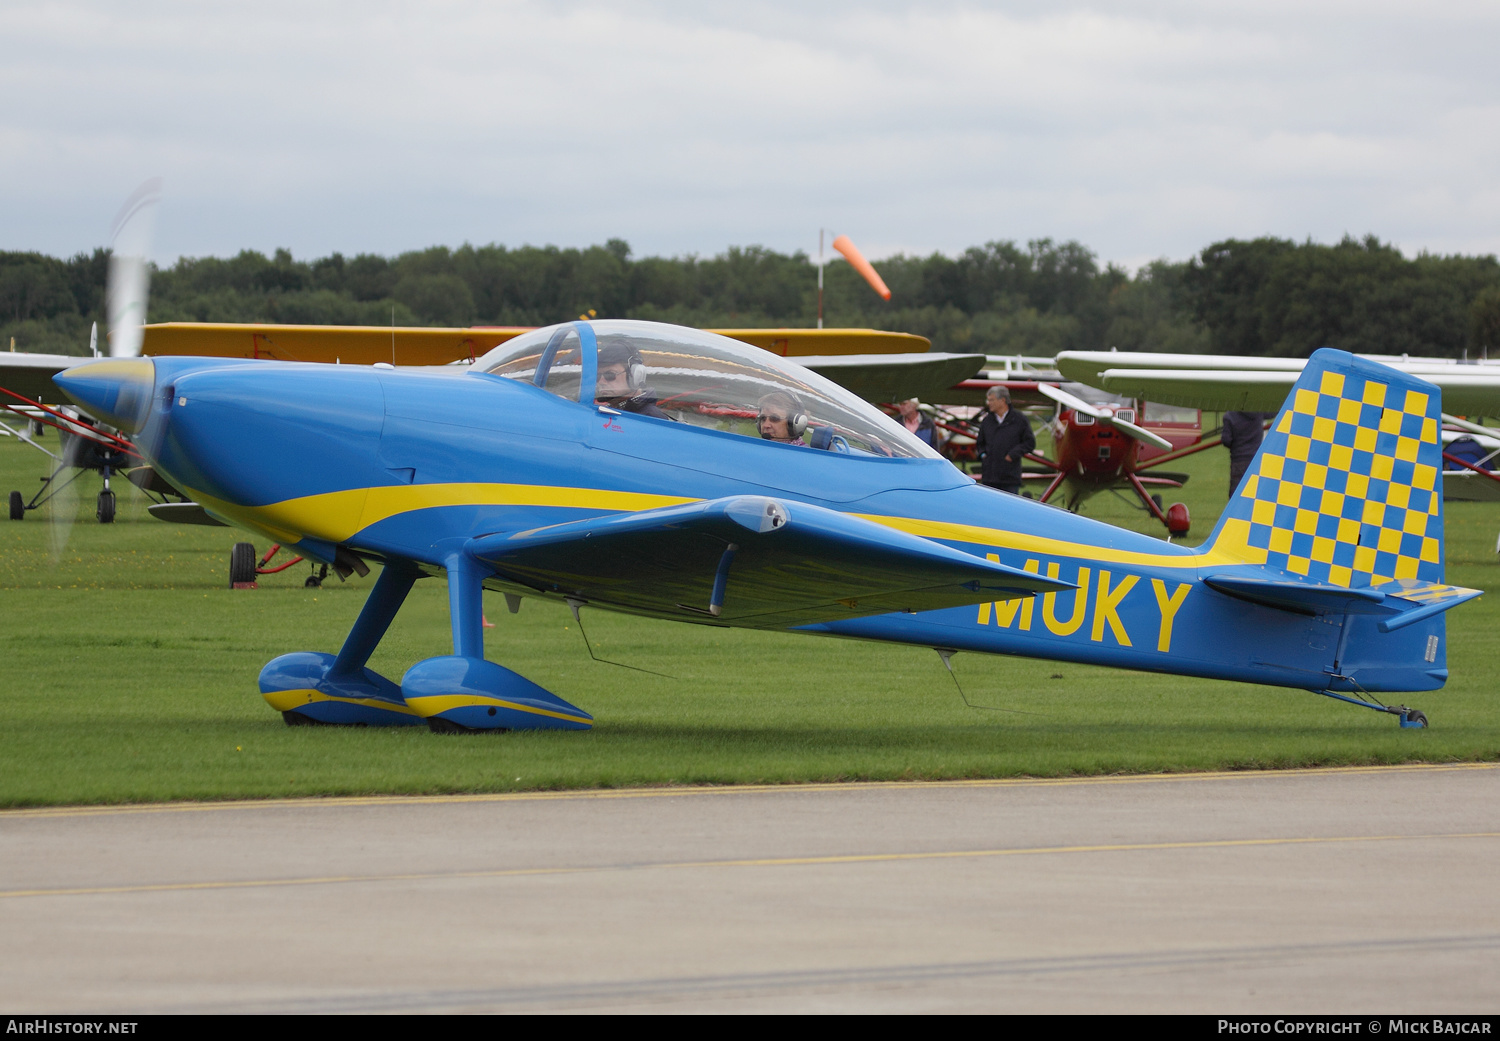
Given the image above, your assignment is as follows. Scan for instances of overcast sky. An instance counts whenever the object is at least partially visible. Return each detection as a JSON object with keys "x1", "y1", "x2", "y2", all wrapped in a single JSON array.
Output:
[{"x1": 3, "y1": 1, "x2": 1498, "y2": 268}]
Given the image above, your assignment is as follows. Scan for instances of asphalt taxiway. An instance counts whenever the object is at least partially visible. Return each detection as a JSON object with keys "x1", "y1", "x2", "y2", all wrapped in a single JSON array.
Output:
[{"x1": 1, "y1": 763, "x2": 1497, "y2": 1013}]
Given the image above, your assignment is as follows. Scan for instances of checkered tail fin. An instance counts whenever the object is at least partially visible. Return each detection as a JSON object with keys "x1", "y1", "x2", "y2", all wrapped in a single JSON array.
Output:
[{"x1": 1203, "y1": 348, "x2": 1444, "y2": 588}]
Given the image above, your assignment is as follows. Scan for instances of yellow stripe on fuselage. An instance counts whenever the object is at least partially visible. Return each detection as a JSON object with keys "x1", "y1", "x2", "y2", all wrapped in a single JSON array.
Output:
[
  {"x1": 185, "y1": 482, "x2": 698, "y2": 547},
  {"x1": 857, "y1": 515, "x2": 1242, "y2": 570},
  {"x1": 190, "y1": 480, "x2": 1232, "y2": 572}
]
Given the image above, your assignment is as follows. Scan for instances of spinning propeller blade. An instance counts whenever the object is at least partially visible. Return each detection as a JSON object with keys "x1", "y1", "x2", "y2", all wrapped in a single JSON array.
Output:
[
  {"x1": 46, "y1": 423, "x2": 84, "y2": 564},
  {"x1": 48, "y1": 181, "x2": 162, "y2": 561},
  {"x1": 1036, "y1": 383, "x2": 1172, "y2": 451},
  {"x1": 107, "y1": 179, "x2": 161, "y2": 359}
]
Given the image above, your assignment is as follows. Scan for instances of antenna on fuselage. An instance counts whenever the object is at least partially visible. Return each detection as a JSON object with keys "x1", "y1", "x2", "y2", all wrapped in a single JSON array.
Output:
[
  {"x1": 933, "y1": 648, "x2": 1048, "y2": 715},
  {"x1": 565, "y1": 598, "x2": 673, "y2": 677}
]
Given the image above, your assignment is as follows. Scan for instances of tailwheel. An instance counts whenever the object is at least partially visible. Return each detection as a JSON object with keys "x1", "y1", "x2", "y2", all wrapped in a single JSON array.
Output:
[
  {"x1": 8, "y1": 490, "x2": 22, "y2": 520},
  {"x1": 1399, "y1": 708, "x2": 1428, "y2": 729},
  {"x1": 96, "y1": 489, "x2": 116, "y2": 524}
]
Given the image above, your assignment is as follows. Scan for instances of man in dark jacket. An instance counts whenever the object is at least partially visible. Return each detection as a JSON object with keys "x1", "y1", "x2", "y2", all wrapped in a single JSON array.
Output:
[
  {"x1": 976, "y1": 385, "x2": 1035, "y2": 494},
  {"x1": 1221, "y1": 411, "x2": 1271, "y2": 497}
]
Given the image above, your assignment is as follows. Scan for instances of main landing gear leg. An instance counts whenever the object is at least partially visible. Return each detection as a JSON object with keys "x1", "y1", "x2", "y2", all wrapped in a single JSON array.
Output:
[
  {"x1": 1317, "y1": 689, "x2": 1428, "y2": 728},
  {"x1": 401, "y1": 555, "x2": 593, "y2": 733},
  {"x1": 259, "y1": 565, "x2": 426, "y2": 727}
]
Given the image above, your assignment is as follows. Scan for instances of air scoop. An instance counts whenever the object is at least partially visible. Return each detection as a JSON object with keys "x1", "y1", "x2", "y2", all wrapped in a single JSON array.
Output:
[{"x1": 52, "y1": 357, "x2": 156, "y2": 434}]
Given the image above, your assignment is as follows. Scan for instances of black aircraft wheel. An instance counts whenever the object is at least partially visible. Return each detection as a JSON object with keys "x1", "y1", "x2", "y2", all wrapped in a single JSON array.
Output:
[
  {"x1": 1151, "y1": 493, "x2": 1164, "y2": 510},
  {"x1": 229, "y1": 542, "x2": 257, "y2": 586},
  {"x1": 1408, "y1": 709, "x2": 1428, "y2": 727},
  {"x1": 96, "y1": 489, "x2": 116, "y2": 524},
  {"x1": 8, "y1": 490, "x2": 23, "y2": 521},
  {"x1": 304, "y1": 574, "x2": 323, "y2": 588}
]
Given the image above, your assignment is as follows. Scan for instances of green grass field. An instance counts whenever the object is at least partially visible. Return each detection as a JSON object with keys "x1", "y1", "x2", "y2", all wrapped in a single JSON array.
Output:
[{"x1": 0, "y1": 423, "x2": 1496, "y2": 806}]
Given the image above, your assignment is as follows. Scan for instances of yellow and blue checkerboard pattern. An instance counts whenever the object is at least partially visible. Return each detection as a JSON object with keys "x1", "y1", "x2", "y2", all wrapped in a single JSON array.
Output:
[{"x1": 1210, "y1": 353, "x2": 1443, "y2": 588}]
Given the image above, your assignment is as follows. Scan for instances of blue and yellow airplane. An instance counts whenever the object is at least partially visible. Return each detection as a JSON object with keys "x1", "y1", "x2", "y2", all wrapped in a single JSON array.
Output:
[{"x1": 53, "y1": 319, "x2": 1480, "y2": 731}]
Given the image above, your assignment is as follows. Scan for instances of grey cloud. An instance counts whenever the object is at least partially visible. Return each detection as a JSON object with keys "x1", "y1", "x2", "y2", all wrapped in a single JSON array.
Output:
[{"x1": 1, "y1": 0, "x2": 1497, "y2": 265}]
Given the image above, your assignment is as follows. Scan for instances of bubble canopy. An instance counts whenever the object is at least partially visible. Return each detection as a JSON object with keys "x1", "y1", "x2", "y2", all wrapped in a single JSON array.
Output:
[{"x1": 471, "y1": 320, "x2": 941, "y2": 459}]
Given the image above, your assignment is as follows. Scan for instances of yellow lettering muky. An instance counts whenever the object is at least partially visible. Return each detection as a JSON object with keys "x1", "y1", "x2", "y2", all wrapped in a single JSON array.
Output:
[{"x1": 1151, "y1": 579, "x2": 1191, "y2": 653}]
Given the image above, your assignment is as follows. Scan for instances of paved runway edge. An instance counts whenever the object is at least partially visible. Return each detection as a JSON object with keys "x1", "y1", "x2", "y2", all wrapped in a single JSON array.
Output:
[{"x1": 3, "y1": 760, "x2": 1497, "y2": 819}]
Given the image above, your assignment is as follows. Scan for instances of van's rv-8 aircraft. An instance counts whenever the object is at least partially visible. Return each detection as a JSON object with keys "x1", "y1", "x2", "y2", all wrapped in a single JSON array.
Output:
[{"x1": 51, "y1": 319, "x2": 1479, "y2": 731}]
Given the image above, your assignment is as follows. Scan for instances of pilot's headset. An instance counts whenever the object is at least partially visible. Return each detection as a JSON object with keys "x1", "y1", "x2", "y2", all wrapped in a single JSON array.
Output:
[
  {"x1": 598, "y1": 341, "x2": 646, "y2": 394},
  {"x1": 758, "y1": 391, "x2": 809, "y2": 440}
]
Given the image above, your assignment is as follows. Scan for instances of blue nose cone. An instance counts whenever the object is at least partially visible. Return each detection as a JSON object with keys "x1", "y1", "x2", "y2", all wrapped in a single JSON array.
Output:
[{"x1": 52, "y1": 358, "x2": 156, "y2": 434}]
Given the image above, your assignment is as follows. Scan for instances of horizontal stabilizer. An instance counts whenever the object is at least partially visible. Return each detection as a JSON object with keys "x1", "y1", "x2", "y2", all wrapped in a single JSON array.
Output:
[
  {"x1": 1370, "y1": 580, "x2": 1483, "y2": 632},
  {"x1": 466, "y1": 495, "x2": 1072, "y2": 626},
  {"x1": 1203, "y1": 574, "x2": 1388, "y2": 615},
  {"x1": 1203, "y1": 572, "x2": 1480, "y2": 630}
]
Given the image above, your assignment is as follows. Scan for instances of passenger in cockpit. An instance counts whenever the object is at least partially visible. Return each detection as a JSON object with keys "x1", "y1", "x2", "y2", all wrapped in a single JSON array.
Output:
[
  {"x1": 757, "y1": 391, "x2": 808, "y2": 445},
  {"x1": 596, "y1": 340, "x2": 672, "y2": 420}
]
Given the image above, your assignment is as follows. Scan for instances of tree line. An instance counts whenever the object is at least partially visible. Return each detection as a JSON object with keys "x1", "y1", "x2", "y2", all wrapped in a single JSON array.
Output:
[{"x1": 4, "y1": 234, "x2": 1499, "y2": 360}]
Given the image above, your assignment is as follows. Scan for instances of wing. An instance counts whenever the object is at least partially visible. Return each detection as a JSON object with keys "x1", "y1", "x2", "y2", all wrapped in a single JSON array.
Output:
[
  {"x1": 139, "y1": 323, "x2": 935, "y2": 374},
  {"x1": 1056, "y1": 350, "x2": 1500, "y2": 416},
  {"x1": 708, "y1": 328, "x2": 932, "y2": 356},
  {"x1": 0, "y1": 352, "x2": 81, "y2": 404},
  {"x1": 935, "y1": 379, "x2": 1059, "y2": 409},
  {"x1": 142, "y1": 323, "x2": 532, "y2": 366},
  {"x1": 1055, "y1": 351, "x2": 1306, "y2": 386},
  {"x1": 465, "y1": 494, "x2": 1072, "y2": 629},
  {"x1": 794, "y1": 353, "x2": 986, "y2": 403},
  {"x1": 1087, "y1": 369, "x2": 1298, "y2": 412},
  {"x1": 1054, "y1": 351, "x2": 1304, "y2": 411}
]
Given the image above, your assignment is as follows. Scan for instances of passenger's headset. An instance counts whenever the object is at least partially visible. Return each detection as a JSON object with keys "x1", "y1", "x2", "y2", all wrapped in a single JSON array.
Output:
[
  {"x1": 759, "y1": 396, "x2": 808, "y2": 439},
  {"x1": 625, "y1": 350, "x2": 646, "y2": 393},
  {"x1": 601, "y1": 347, "x2": 646, "y2": 393}
]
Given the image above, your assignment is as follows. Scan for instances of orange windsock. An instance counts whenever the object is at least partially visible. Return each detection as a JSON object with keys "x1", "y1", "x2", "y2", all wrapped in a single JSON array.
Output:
[{"x1": 831, "y1": 234, "x2": 892, "y2": 300}]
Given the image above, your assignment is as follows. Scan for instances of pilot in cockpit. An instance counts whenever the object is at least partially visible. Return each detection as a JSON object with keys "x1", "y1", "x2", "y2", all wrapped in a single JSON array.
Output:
[
  {"x1": 757, "y1": 391, "x2": 808, "y2": 445},
  {"x1": 595, "y1": 340, "x2": 672, "y2": 420}
]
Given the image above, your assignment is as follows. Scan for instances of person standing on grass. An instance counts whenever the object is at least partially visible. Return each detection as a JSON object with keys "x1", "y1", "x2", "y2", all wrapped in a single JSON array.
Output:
[
  {"x1": 1222, "y1": 411, "x2": 1271, "y2": 497},
  {"x1": 897, "y1": 398, "x2": 939, "y2": 450},
  {"x1": 976, "y1": 385, "x2": 1034, "y2": 494}
]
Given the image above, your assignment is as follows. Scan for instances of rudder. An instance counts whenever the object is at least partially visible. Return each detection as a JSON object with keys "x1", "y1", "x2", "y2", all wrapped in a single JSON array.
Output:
[{"x1": 1204, "y1": 348, "x2": 1444, "y2": 588}]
